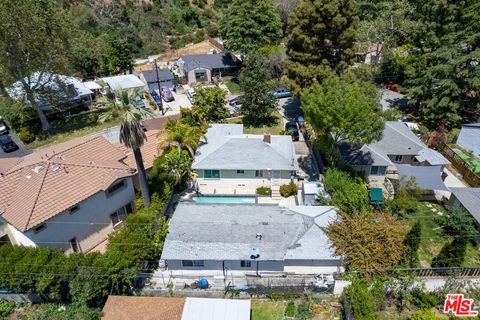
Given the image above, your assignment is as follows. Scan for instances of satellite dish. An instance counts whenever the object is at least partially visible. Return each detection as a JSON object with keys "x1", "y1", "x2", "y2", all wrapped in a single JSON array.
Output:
[{"x1": 250, "y1": 248, "x2": 260, "y2": 259}]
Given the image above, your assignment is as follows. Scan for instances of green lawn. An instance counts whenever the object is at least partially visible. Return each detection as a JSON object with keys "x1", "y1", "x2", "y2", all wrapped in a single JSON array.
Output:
[
  {"x1": 252, "y1": 300, "x2": 285, "y2": 320},
  {"x1": 404, "y1": 202, "x2": 480, "y2": 267},
  {"x1": 223, "y1": 76, "x2": 242, "y2": 94},
  {"x1": 226, "y1": 111, "x2": 285, "y2": 135},
  {"x1": 26, "y1": 109, "x2": 122, "y2": 150}
]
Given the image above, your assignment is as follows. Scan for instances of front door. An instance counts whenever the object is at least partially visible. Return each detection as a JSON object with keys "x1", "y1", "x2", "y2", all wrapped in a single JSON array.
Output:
[{"x1": 272, "y1": 170, "x2": 281, "y2": 186}]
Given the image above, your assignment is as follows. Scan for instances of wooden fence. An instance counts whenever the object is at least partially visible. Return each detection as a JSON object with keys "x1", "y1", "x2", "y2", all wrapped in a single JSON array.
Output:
[{"x1": 438, "y1": 145, "x2": 480, "y2": 187}]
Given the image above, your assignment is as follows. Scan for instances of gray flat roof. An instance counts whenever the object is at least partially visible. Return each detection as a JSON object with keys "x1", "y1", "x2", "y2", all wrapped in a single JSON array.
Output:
[
  {"x1": 396, "y1": 164, "x2": 448, "y2": 191},
  {"x1": 140, "y1": 69, "x2": 174, "y2": 83},
  {"x1": 192, "y1": 124, "x2": 297, "y2": 171},
  {"x1": 450, "y1": 188, "x2": 480, "y2": 224},
  {"x1": 182, "y1": 298, "x2": 251, "y2": 320},
  {"x1": 161, "y1": 203, "x2": 338, "y2": 261},
  {"x1": 180, "y1": 53, "x2": 239, "y2": 73}
]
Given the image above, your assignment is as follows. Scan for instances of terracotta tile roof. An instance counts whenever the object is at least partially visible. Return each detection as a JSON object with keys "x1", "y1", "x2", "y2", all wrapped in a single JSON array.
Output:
[
  {"x1": 0, "y1": 136, "x2": 135, "y2": 232},
  {"x1": 102, "y1": 296, "x2": 186, "y2": 320},
  {"x1": 117, "y1": 130, "x2": 162, "y2": 170}
]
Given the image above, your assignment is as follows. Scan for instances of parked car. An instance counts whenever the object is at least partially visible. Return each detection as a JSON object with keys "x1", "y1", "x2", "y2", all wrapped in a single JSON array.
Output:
[
  {"x1": 135, "y1": 97, "x2": 146, "y2": 109},
  {"x1": 0, "y1": 116, "x2": 9, "y2": 135},
  {"x1": 161, "y1": 87, "x2": 174, "y2": 102},
  {"x1": 229, "y1": 95, "x2": 244, "y2": 106},
  {"x1": 285, "y1": 121, "x2": 299, "y2": 141},
  {"x1": 270, "y1": 88, "x2": 292, "y2": 98},
  {"x1": 187, "y1": 89, "x2": 196, "y2": 104},
  {"x1": 0, "y1": 135, "x2": 19, "y2": 153},
  {"x1": 150, "y1": 90, "x2": 161, "y2": 105}
]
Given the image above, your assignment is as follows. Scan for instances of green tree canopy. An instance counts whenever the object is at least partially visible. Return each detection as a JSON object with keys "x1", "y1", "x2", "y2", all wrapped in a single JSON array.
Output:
[
  {"x1": 219, "y1": 0, "x2": 282, "y2": 55},
  {"x1": 301, "y1": 76, "x2": 384, "y2": 163},
  {"x1": 192, "y1": 86, "x2": 229, "y2": 122},
  {"x1": 325, "y1": 211, "x2": 407, "y2": 270},
  {"x1": 285, "y1": 0, "x2": 358, "y2": 92},
  {"x1": 405, "y1": 0, "x2": 480, "y2": 130},
  {"x1": 0, "y1": 0, "x2": 71, "y2": 131},
  {"x1": 239, "y1": 55, "x2": 278, "y2": 127}
]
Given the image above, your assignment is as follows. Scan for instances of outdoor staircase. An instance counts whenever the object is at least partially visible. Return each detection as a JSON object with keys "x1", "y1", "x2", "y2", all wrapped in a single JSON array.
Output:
[{"x1": 271, "y1": 185, "x2": 281, "y2": 201}]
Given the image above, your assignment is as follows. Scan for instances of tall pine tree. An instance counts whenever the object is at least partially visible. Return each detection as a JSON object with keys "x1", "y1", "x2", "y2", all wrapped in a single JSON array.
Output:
[
  {"x1": 285, "y1": 0, "x2": 358, "y2": 93},
  {"x1": 219, "y1": 0, "x2": 282, "y2": 55},
  {"x1": 405, "y1": 0, "x2": 480, "y2": 129}
]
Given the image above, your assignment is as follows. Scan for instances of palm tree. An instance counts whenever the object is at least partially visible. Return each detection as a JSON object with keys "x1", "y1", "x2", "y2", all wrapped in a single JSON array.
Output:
[
  {"x1": 162, "y1": 151, "x2": 193, "y2": 187},
  {"x1": 98, "y1": 88, "x2": 154, "y2": 207},
  {"x1": 157, "y1": 120, "x2": 206, "y2": 158}
]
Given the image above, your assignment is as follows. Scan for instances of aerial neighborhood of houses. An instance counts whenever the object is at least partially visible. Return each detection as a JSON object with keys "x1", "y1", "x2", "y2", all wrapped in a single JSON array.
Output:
[{"x1": 0, "y1": 0, "x2": 479, "y2": 319}]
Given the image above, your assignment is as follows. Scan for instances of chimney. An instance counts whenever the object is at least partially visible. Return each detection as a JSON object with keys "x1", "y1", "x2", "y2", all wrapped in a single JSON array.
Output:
[{"x1": 263, "y1": 134, "x2": 271, "y2": 144}]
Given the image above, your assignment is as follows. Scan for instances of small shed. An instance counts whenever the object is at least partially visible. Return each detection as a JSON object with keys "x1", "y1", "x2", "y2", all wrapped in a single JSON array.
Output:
[
  {"x1": 303, "y1": 181, "x2": 330, "y2": 205},
  {"x1": 182, "y1": 298, "x2": 251, "y2": 320}
]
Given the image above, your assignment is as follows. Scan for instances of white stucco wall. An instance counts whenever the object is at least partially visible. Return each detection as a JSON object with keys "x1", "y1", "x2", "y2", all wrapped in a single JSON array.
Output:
[
  {"x1": 457, "y1": 126, "x2": 480, "y2": 157},
  {"x1": 11, "y1": 177, "x2": 136, "y2": 252}
]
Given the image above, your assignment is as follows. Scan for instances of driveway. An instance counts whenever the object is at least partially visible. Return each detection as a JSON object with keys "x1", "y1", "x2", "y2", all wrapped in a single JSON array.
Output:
[{"x1": 0, "y1": 131, "x2": 30, "y2": 159}]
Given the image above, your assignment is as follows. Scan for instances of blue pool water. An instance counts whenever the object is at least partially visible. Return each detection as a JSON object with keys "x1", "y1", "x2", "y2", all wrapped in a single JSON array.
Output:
[{"x1": 192, "y1": 195, "x2": 256, "y2": 204}]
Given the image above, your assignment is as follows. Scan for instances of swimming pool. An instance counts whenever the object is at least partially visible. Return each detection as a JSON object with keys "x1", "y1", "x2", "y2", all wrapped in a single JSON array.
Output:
[{"x1": 191, "y1": 195, "x2": 257, "y2": 204}]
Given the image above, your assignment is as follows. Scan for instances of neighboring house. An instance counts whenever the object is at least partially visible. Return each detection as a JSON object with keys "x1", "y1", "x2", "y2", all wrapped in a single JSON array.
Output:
[
  {"x1": 355, "y1": 43, "x2": 382, "y2": 65},
  {"x1": 0, "y1": 136, "x2": 138, "y2": 253},
  {"x1": 177, "y1": 53, "x2": 241, "y2": 85},
  {"x1": 102, "y1": 296, "x2": 251, "y2": 320},
  {"x1": 138, "y1": 69, "x2": 175, "y2": 92},
  {"x1": 160, "y1": 203, "x2": 341, "y2": 279},
  {"x1": 340, "y1": 121, "x2": 450, "y2": 196},
  {"x1": 448, "y1": 188, "x2": 480, "y2": 225},
  {"x1": 456, "y1": 123, "x2": 480, "y2": 157},
  {"x1": 101, "y1": 74, "x2": 145, "y2": 93},
  {"x1": 380, "y1": 89, "x2": 410, "y2": 112},
  {"x1": 192, "y1": 124, "x2": 298, "y2": 195},
  {"x1": 7, "y1": 72, "x2": 94, "y2": 111}
]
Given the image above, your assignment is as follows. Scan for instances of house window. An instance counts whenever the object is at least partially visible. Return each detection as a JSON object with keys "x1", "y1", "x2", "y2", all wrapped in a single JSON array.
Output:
[
  {"x1": 240, "y1": 260, "x2": 251, "y2": 268},
  {"x1": 182, "y1": 260, "x2": 205, "y2": 267},
  {"x1": 237, "y1": 170, "x2": 245, "y2": 174},
  {"x1": 255, "y1": 170, "x2": 263, "y2": 177},
  {"x1": 69, "y1": 205, "x2": 79, "y2": 214},
  {"x1": 107, "y1": 180, "x2": 126, "y2": 196},
  {"x1": 370, "y1": 166, "x2": 387, "y2": 175},
  {"x1": 70, "y1": 238, "x2": 80, "y2": 253},
  {"x1": 126, "y1": 203, "x2": 134, "y2": 214},
  {"x1": 394, "y1": 155, "x2": 403, "y2": 162},
  {"x1": 110, "y1": 207, "x2": 128, "y2": 226},
  {"x1": 33, "y1": 224, "x2": 46, "y2": 234},
  {"x1": 204, "y1": 170, "x2": 220, "y2": 178},
  {"x1": 195, "y1": 70, "x2": 207, "y2": 82}
]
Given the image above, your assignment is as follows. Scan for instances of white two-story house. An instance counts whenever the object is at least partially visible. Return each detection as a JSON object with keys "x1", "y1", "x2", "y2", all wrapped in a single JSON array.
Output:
[
  {"x1": 192, "y1": 124, "x2": 299, "y2": 195},
  {"x1": 0, "y1": 136, "x2": 138, "y2": 253}
]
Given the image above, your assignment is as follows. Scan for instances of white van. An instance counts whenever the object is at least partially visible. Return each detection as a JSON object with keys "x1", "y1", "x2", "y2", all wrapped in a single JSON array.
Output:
[{"x1": 186, "y1": 89, "x2": 196, "y2": 104}]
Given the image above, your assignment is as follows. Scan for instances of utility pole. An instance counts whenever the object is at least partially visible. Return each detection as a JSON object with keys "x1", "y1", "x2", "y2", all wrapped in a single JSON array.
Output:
[{"x1": 153, "y1": 59, "x2": 165, "y2": 115}]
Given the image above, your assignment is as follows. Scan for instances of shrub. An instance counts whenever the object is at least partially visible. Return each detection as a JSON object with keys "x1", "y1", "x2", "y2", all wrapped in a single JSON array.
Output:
[
  {"x1": 407, "y1": 289, "x2": 439, "y2": 309},
  {"x1": 17, "y1": 127, "x2": 36, "y2": 144},
  {"x1": 285, "y1": 301, "x2": 295, "y2": 317},
  {"x1": 323, "y1": 168, "x2": 370, "y2": 213},
  {"x1": 296, "y1": 303, "x2": 314, "y2": 319},
  {"x1": 0, "y1": 301, "x2": 16, "y2": 319},
  {"x1": 256, "y1": 186, "x2": 272, "y2": 196},
  {"x1": 344, "y1": 278, "x2": 378, "y2": 320},
  {"x1": 280, "y1": 183, "x2": 297, "y2": 197},
  {"x1": 409, "y1": 308, "x2": 442, "y2": 320},
  {"x1": 431, "y1": 236, "x2": 467, "y2": 268}
]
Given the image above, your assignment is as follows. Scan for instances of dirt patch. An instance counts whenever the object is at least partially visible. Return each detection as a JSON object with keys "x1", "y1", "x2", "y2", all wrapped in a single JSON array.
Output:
[{"x1": 158, "y1": 40, "x2": 223, "y2": 61}]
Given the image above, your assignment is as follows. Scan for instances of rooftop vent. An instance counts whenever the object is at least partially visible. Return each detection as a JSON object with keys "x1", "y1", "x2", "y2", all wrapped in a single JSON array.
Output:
[
  {"x1": 26, "y1": 175, "x2": 32, "y2": 179},
  {"x1": 250, "y1": 248, "x2": 260, "y2": 259},
  {"x1": 256, "y1": 233, "x2": 263, "y2": 240},
  {"x1": 32, "y1": 165, "x2": 44, "y2": 174},
  {"x1": 263, "y1": 134, "x2": 271, "y2": 144},
  {"x1": 51, "y1": 164, "x2": 61, "y2": 172}
]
